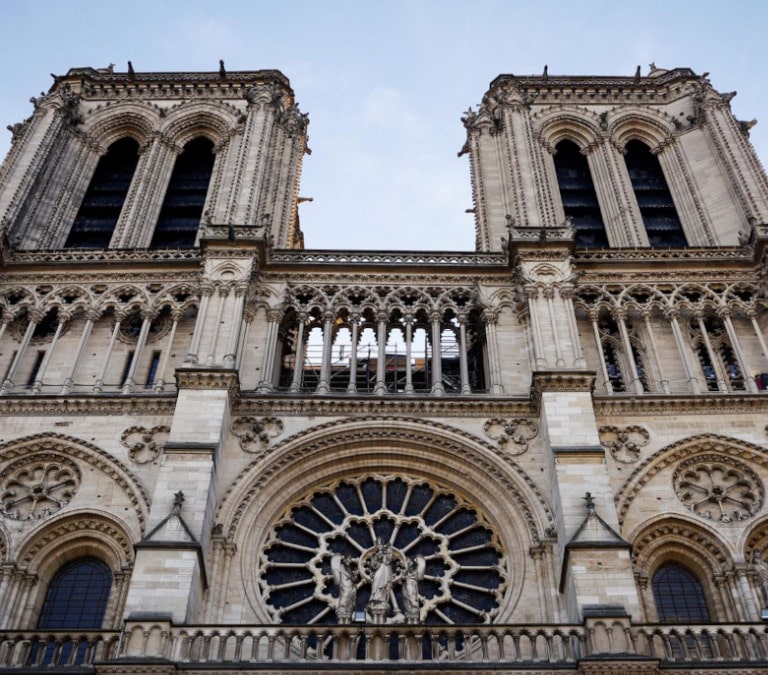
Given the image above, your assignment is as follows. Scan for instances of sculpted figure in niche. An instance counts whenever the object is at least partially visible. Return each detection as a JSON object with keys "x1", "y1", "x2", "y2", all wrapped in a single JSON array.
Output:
[{"x1": 331, "y1": 554, "x2": 359, "y2": 624}]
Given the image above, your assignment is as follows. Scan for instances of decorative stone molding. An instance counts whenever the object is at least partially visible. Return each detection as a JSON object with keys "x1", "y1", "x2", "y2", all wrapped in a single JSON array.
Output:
[
  {"x1": 0, "y1": 396, "x2": 177, "y2": 416},
  {"x1": 0, "y1": 433, "x2": 150, "y2": 530},
  {"x1": 230, "y1": 416, "x2": 284, "y2": 453},
  {"x1": 120, "y1": 425, "x2": 170, "y2": 464},
  {"x1": 617, "y1": 434, "x2": 768, "y2": 525},
  {"x1": 596, "y1": 394, "x2": 768, "y2": 417},
  {"x1": 0, "y1": 453, "x2": 81, "y2": 520},
  {"x1": 530, "y1": 371, "x2": 596, "y2": 397},
  {"x1": 175, "y1": 368, "x2": 239, "y2": 391},
  {"x1": 599, "y1": 425, "x2": 649, "y2": 464},
  {"x1": 236, "y1": 395, "x2": 533, "y2": 418},
  {"x1": 673, "y1": 453, "x2": 763, "y2": 523},
  {"x1": 216, "y1": 417, "x2": 555, "y2": 543},
  {"x1": 483, "y1": 418, "x2": 538, "y2": 455},
  {"x1": 17, "y1": 513, "x2": 135, "y2": 569}
]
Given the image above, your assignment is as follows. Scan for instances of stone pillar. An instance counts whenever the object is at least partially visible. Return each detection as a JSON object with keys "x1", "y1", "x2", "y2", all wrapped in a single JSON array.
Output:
[
  {"x1": 589, "y1": 310, "x2": 613, "y2": 394},
  {"x1": 482, "y1": 310, "x2": 503, "y2": 394},
  {"x1": 429, "y1": 311, "x2": 445, "y2": 396},
  {"x1": 614, "y1": 309, "x2": 644, "y2": 395},
  {"x1": 403, "y1": 315, "x2": 414, "y2": 395},
  {"x1": 458, "y1": 316, "x2": 471, "y2": 395},
  {"x1": 718, "y1": 308, "x2": 757, "y2": 392},
  {"x1": 31, "y1": 313, "x2": 67, "y2": 394},
  {"x1": 154, "y1": 311, "x2": 181, "y2": 392},
  {"x1": 289, "y1": 314, "x2": 307, "y2": 393},
  {"x1": 93, "y1": 315, "x2": 122, "y2": 392},
  {"x1": 374, "y1": 311, "x2": 388, "y2": 395},
  {"x1": 122, "y1": 313, "x2": 152, "y2": 394},
  {"x1": 666, "y1": 308, "x2": 701, "y2": 394},
  {"x1": 185, "y1": 287, "x2": 213, "y2": 366},
  {"x1": 346, "y1": 313, "x2": 360, "y2": 393},
  {"x1": 641, "y1": 310, "x2": 670, "y2": 394},
  {"x1": 60, "y1": 311, "x2": 96, "y2": 395},
  {"x1": 0, "y1": 311, "x2": 39, "y2": 394},
  {"x1": 257, "y1": 308, "x2": 282, "y2": 392},
  {"x1": 316, "y1": 311, "x2": 335, "y2": 394}
]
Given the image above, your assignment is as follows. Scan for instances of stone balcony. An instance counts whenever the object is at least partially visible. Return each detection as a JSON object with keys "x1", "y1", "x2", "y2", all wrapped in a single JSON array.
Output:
[{"x1": 1, "y1": 621, "x2": 768, "y2": 673}]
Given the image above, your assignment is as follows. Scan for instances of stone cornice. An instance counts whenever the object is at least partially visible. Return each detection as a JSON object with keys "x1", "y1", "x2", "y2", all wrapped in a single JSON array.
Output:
[
  {"x1": 595, "y1": 393, "x2": 768, "y2": 417},
  {"x1": 0, "y1": 395, "x2": 177, "y2": 416},
  {"x1": 235, "y1": 394, "x2": 533, "y2": 418},
  {"x1": 175, "y1": 368, "x2": 240, "y2": 391}
]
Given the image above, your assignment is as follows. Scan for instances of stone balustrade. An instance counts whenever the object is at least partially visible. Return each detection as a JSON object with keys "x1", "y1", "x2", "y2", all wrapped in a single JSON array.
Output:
[{"x1": 2, "y1": 622, "x2": 766, "y2": 670}]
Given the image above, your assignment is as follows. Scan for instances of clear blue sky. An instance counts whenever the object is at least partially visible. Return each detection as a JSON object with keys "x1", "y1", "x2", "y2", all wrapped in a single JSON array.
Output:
[{"x1": 1, "y1": 0, "x2": 766, "y2": 251}]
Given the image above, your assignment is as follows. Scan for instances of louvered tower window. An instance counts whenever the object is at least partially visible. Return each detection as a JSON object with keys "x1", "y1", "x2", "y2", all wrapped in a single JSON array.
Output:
[
  {"x1": 553, "y1": 140, "x2": 607, "y2": 248},
  {"x1": 150, "y1": 137, "x2": 214, "y2": 249},
  {"x1": 624, "y1": 140, "x2": 687, "y2": 247},
  {"x1": 65, "y1": 138, "x2": 139, "y2": 248}
]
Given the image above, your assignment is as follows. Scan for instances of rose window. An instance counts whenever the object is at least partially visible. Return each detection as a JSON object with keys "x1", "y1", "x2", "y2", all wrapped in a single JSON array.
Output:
[
  {"x1": 673, "y1": 454, "x2": 763, "y2": 522},
  {"x1": 258, "y1": 475, "x2": 507, "y2": 625},
  {"x1": 0, "y1": 454, "x2": 81, "y2": 520}
]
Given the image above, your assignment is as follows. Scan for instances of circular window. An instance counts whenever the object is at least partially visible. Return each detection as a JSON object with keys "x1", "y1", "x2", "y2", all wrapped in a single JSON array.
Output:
[
  {"x1": 258, "y1": 475, "x2": 507, "y2": 625},
  {"x1": 673, "y1": 453, "x2": 763, "y2": 522},
  {"x1": 0, "y1": 454, "x2": 81, "y2": 520}
]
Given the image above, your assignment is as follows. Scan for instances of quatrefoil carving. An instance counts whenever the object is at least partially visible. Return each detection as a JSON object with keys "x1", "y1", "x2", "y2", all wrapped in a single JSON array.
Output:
[
  {"x1": 598, "y1": 425, "x2": 649, "y2": 464},
  {"x1": 231, "y1": 416, "x2": 284, "y2": 453},
  {"x1": 120, "y1": 425, "x2": 170, "y2": 464},
  {"x1": 483, "y1": 418, "x2": 538, "y2": 455}
]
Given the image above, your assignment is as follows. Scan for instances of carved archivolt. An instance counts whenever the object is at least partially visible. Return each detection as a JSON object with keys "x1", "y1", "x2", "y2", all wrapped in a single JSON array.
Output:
[
  {"x1": 16, "y1": 511, "x2": 135, "y2": 573},
  {"x1": 0, "y1": 433, "x2": 150, "y2": 531},
  {"x1": 120, "y1": 425, "x2": 169, "y2": 464},
  {"x1": 216, "y1": 416, "x2": 554, "y2": 544},
  {"x1": 673, "y1": 454, "x2": 763, "y2": 523},
  {"x1": 616, "y1": 434, "x2": 768, "y2": 526},
  {"x1": 631, "y1": 517, "x2": 732, "y2": 589}
]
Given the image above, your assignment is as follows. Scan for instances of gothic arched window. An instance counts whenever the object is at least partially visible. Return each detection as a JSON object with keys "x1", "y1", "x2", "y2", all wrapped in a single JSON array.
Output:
[
  {"x1": 65, "y1": 138, "x2": 139, "y2": 249},
  {"x1": 38, "y1": 557, "x2": 112, "y2": 629},
  {"x1": 624, "y1": 140, "x2": 686, "y2": 248},
  {"x1": 150, "y1": 137, "x2": 215, "y2": 249},
  {"x1": 652, "y1": 562, "x2": 710, "y2": 622},
  {"x1": 553, "y1": 140, "x2": 607, "y2": 249}
]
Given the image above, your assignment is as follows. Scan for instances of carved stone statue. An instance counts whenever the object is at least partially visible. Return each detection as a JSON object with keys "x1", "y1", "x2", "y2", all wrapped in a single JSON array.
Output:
[
  {"x1": 367, "y1": 540, "x2": 395, "y2": 622},
  {"x1": 331, "y1": 554, "x2": 359, "y2": 624},
  {"x1": 402, "y1": 556, "x2": 425, "y2": 623},
  {"x1": 752, "y1": 549, "x2": 768, "y2": 607}
]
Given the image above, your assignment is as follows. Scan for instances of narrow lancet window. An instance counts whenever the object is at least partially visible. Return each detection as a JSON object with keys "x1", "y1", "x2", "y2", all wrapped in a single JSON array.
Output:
[
  {"x1": 151, "y1": 137, "x2": 215, "y2": 249},
  {"x1": 553, "y1": 140, "x2": 607, "y2": 249},
  {"x1": 65, "y1": 137, "x2": 139, "y2": 248},
  {"x1": 624, "y1": 140, "x2": 686, "y2": 247}
]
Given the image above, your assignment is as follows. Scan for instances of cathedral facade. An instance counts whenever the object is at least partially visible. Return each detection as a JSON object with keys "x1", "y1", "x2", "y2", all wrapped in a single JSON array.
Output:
[{"x1": 0, "y1": 64, "x2": 768, "y2": 673}]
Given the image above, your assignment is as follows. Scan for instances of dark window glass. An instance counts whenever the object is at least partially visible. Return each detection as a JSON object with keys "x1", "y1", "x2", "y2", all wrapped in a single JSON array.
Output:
[
  {"x1": 25, "y1": 350, "x2": 45, "y2": 388},
  {"x1": 554, "y1": 140, "x2": 607, "y2": 249},
  {"x1": 652, "y1": 563, "x2": 710, "y2": 622},
  {"x1": 151, "y1": 137, "x2": 214, "y2": 249},
  {"x1": 145, "y1": 351, "x2": 161, "y2": 388},
  {"x1": 66, "y1": 138, "x2": 139, "y2": 249},
  {"x1": 38, "y1": 557, "x2": 111, "y2": 629},
  {"x1": 624, "y1": 140, "x2": 687, "y2": 248}
]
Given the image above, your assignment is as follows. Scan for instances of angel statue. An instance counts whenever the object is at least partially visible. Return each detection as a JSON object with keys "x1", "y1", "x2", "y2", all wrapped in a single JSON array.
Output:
[
  {"x1": 331, "y1": 554, "x2": 359, "y2": 624},
  {"x1": 402, "y1": 555, "x2": 425, "y2": 623}
]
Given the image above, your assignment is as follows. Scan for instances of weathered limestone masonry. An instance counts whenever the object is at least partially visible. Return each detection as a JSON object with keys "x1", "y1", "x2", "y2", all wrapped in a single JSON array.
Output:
[{"x1": 2, "y1": 65, "x2": 768, "y2": 674}]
